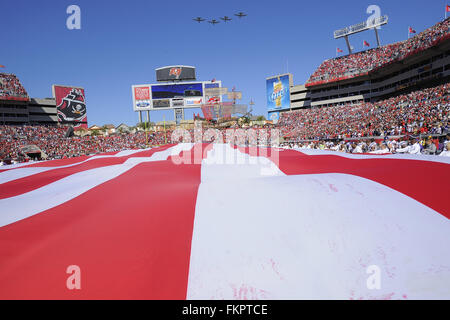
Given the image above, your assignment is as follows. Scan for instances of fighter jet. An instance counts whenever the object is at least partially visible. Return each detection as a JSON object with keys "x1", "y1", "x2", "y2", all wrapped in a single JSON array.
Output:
[
  {"x1": 193, "y1": 17, "x2": 205, "y2": 23},
  {"x1": 208, "y1": 19, "x2": 220, "y2": 25},
  {"x1": 220, "y1": 16, "x2": 232, "y2": 22},
  {"x1": 234, "y1": 12, "x2": 247, "y2": 18}
]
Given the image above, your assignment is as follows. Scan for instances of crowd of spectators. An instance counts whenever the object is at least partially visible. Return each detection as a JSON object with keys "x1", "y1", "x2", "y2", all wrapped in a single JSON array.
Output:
[
  {"x1": 0, "y1": 125, "x2": 172, "y2": 164},
  {"x1": 278, "y1": 83, "x2": 449, "y2": 141},
  {"x1": 0, "y1": 73, "x2": 29, "y2": 100},
  {"x1": 307, "y1": 18, "x2": 450, "y2": 85},
  {"x1": 1, "y1": 81, "x2": 449, "y2": 164},
  {"x1": 280, "y1": 133, "x2": 450, "y2": 156}
]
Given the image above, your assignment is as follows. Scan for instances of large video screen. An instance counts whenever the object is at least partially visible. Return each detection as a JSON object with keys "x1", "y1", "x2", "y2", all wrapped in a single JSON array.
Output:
[
  {"x1": 151, "y1": 83, "x2": 203, "y2": 100},
  {"x1": 266, "y1": 74, "x2": 291, "y2": 111}
]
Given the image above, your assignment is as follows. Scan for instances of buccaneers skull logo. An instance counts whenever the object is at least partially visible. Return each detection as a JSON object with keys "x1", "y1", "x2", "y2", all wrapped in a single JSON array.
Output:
[{"x1": 57, "y1": 88, "x2": 86, "y2": 122}]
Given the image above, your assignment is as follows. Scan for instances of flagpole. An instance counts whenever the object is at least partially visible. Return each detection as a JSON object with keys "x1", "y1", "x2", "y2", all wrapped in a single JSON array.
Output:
[
  {"x1": 145, "y1": 110, "x2": 149, "y2": 147},
  {"x1": 145, "y1": 121, "x2": 148, "y2": 147},
  {"x1": 163, "y1": 115, "x2": 167, "y2": 145}
]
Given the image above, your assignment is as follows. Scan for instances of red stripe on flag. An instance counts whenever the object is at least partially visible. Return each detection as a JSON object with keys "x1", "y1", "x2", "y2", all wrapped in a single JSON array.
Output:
[
  {"x1": 235, "y1": 146, "x2": 450, "y2": 218},
  {"x1": 24, "y1": 155, "x2": 93, "y2": 168},
  {"x1": 0, "y1": 146, "x2": 174, "y2": 200},
  {"x1": 0, "y1": 151, "x2": 130, "y2": 173},
  {"x1": 0, "y1": 152, "x2": 121, "y2": 171},
  {"x1": 17, "y1": 151, "x2": 123, "y2": 168},
  {"x1": 279, "y1": 151, "x2": 450, "y2": 218},
  {"x1": 0, "y1": 145, "x2": 209, "y2": 299}
]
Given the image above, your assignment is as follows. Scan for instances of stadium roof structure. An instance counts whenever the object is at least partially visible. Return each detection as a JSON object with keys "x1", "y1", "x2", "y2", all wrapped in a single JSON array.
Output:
[{"x1": 334, "y1": 15, "x2": 388, "y2": 53}]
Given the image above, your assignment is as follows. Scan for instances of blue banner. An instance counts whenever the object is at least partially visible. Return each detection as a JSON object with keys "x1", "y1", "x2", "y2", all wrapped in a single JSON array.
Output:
[
  {"x1": 268, "y1": 111, "x2": 280, "y2": 124},
  {"x1": 267, "y1": 75, "x2": 290, "y2": 112}
]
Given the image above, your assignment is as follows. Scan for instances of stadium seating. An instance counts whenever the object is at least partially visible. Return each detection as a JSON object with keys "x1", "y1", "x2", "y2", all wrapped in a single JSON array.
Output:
[
  {"x1": 306, "y1": 18, "x2": 450, "y2": 86},
  {"x1": 1, "y1": 82, "x2": 448, "y2": 163},
  {"x1": 0, "y1": 73, "x2": 29, "y2": 101},
  {"x1": 278, "y1": 83, "x2": 449, "y2": 140},
  {"x1": 0, "y1": 125, "x2": 171, "y2": 162}
]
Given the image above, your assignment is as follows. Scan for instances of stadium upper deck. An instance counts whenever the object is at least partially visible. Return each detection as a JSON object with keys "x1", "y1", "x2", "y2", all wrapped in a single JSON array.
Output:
[
  {"x1": 289, "y1": 18, "x2": 450, "y2": 111},
  {"x1": 0, "y1": 73, "x2": 29, "y2": 102},
  {"x1": 306, "y1": 18, "x2": 450, "y2": 87},
  {"x1": 0, "y1": 73, "x2": 70, "y2": 126}
]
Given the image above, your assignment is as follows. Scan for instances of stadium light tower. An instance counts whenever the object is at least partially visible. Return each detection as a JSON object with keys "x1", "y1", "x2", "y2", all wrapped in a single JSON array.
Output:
[{"x1": 334, "y1": 15, "x2": 388, "y2": 54}]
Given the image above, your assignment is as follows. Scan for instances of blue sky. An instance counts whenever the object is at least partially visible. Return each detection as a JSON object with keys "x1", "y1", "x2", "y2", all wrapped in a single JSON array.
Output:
[{"x1": 1, "y1": 0, "x2": 448, "y2": 126}]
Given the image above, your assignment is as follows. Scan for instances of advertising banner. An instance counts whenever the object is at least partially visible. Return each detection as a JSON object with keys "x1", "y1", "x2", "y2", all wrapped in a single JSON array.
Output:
[
  {"x1": 185, "y1": 98, "x2": 203, "y2": 106},
  {"x1": 133, "y1": 86, "x2": 152, "y2": 109},
  {"x1": 266, "y1": 74, "x2": 292, "y2": 112},
  {"x1": 268, "y1": 111, "x2": 280, "y2": 124},
  {"x1": 174, "y1": 108, "x2": 184, "y2": 125}
]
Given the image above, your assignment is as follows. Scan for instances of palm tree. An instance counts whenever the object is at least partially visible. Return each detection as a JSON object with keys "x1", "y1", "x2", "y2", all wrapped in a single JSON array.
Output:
[{"x1": 256, "y1": 115, "x2": 266, "y2": 122}]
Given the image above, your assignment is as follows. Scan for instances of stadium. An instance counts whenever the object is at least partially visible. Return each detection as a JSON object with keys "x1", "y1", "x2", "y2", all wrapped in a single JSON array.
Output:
[
  {"x1": 0, "y1": 2, "x2": 449, "y2": 305},
  {"x1": 275, "y1": 18, "x2": 450, "y2": 146}
]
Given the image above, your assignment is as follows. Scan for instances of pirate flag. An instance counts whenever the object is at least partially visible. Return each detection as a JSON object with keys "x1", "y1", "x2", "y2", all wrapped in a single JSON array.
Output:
[{"x1": 55, "y1": 87, "x2": 87, "y2": 123}]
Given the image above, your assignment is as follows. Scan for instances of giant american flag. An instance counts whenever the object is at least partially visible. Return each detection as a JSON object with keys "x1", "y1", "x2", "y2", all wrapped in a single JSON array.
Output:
[{"x1": 0, "y1": 143, "x2": 449, "y2": 299}]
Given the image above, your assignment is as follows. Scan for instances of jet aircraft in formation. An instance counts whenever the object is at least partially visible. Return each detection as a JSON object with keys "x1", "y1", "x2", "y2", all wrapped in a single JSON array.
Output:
[{"x1": 193, "y1": 12, "x2": 247, "y2": 25}]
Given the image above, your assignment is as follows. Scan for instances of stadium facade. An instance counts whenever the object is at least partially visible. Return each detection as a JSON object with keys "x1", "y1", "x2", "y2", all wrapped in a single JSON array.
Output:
[
  {"x1": 0, "y1": 74, "x2": 87, "y2": 127},
  {"x1": 277, "y1": 18, "x2": 450, "y2": 113},
  {"x1": 0, "y1": 97, "x2": 58, "y2": 125}
]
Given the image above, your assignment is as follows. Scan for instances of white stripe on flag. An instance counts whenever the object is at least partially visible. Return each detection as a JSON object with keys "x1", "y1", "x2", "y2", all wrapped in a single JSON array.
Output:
[
  {"x1": 187, "y1": 149, "x2": 450, "y2": 299},
  {"x1": 294, "y1": 149, "x2": 450, "y2": 164},
  {"x1": 0, "y1": 167, "x2": 56, "y2": 184},
  {"x1": 0, "y1": 149, "x2": 151, "y2": 183},
  {"x1": 201, "y1": 144, "x2": 284, "y2": 181},
  {"x1": 0, "y1": 144, "x2": 194, "y2": 227}
]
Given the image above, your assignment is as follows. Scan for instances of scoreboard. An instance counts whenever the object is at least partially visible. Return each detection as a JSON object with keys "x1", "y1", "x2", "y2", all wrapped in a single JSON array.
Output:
[{"x1": 132, "y1": 81, "x2": 222, "y2": 111}]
